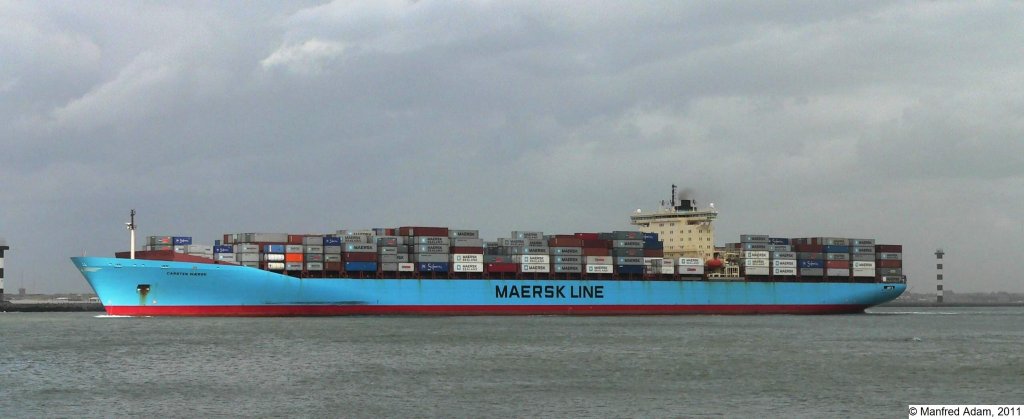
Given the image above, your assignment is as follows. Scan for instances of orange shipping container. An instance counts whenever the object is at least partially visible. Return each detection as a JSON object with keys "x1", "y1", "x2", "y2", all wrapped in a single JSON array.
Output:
[{"x1": 285, "y1": 253, "x2": 304, "y2": 262}]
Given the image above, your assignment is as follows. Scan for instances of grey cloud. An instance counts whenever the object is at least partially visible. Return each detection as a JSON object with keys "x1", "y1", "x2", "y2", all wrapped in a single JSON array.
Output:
[{"x1": 1, "y1": 1, "x2": 1022, "y2": 294}]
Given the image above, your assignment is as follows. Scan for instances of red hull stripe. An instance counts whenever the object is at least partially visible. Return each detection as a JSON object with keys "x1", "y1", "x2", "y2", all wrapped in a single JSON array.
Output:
[{"x1": 104, "y1": 304, "x2": 870, "y2": 316}]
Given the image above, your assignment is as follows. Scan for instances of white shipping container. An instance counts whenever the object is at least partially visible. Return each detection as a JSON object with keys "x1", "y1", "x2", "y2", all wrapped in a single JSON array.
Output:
[
  {"x1": 586, "y1": 256, "x2": 614, "y2": 264},
  {"x1": 512, "y1": 255, "x2": 550, "y2": 264},
  {"x1": 826, "y1": 268, "x2": 851, "y2": 276},
  {"x1": 453, "y1": 262, "x2": 484, "y2": 272},
  {"x1": 285, "y1": 245, "x2": 304, "y2": 253},
  {"x1": 263, "y1": 253, "x2": 285, "y2": 262},
  {"x1": 660, "y1": 265, "x2": 675, "y2": 275},
  {"x1": 451, "y1": 238, "x2": 484, "y2": 247},
  {"x1": 304, "y1": 245, "x2": 323, "y2": 254},
  {"x1": 448, "y1": 229, "x2": 480, "y2": 239},
  {"x1": 852, "y1": 268, "x2": 876, "y2": 277},
  {"x1": 772, "y1": 259, "x2": 797, "y2": 268},
  {"x1": 585, "y1": 264, "x2": 614, "y2": 274},
  {"x1": 677, "y1": 258, "x2": 703, "y2": 266},
  {"x1": 215, "y1": 253, "x2": 236, "y2": 262},
  {"x1": 285, "y1": 262, "x2": 303, "y2": 271},
  {"x1": 186, "y1": 245, "x2": 213, "y2": 253},
  {"x1": 306, "y1": 262, "x2": 324, "y2": 271},
  {"x1": 744, "y1": 267, "x2": 770, "y2": 276},
  {"x1": 236, "y1": 244, "x2": 260, "y2": 253},
  {"x1": 237, "y1": 253, "x2": 261, "y2": 262},
  {"x1": 742, "y1": 251, "x2": 770, "y2": 259},
  {"x1": 741, "y1": 258, "x2": 770, "y2": 267},
  {"x1": 772, "y1": 267, "x2": 797, "y2": 276},
  {"x1": 173, "y1": 245, "x2": 187, "y2": 253},
  {"x1": 643, "y1": 257, "x2": 664, "y2": 266},
  {"x1": 265, "y1": 262, "x2": 286, "y2": 270},
  {"x1": 324, "y1": 254, "x2": 342, "y2": 262},
  {"x1": 852, "y1": 261, "x2": 876, "y2": 269},
  {"x1": 398, "y1": 263, "x2": 416, "y2": 272},
  {"x1": 511, "y1": 231, "x2": 544, "y2": 240},
  {"x1": 451, "y1": 254, "x2": 484, "y2": 263},
  {"x1": 520, "y1": 263, "x2": 550, "y2": 273},
  {"x1": 678, "y1": 265, "x2": 705, "y2": 275}
]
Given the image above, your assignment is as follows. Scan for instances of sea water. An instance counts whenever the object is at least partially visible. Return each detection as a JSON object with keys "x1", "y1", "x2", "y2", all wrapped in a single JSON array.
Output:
[{"x1": 0, "y1": 307, "x2": 1021, "y2": 417}]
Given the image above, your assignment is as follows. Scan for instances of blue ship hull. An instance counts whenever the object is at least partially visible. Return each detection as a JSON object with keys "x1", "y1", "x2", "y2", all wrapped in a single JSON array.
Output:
[{"x1": 72, "y1": 257, "x2": 906, "y2": 316}]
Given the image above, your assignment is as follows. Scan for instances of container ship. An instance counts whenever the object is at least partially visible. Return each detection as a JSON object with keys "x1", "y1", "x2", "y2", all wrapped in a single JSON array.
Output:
[{"x1": 71, "y1": 195, "x2": 906, "y2": 316}]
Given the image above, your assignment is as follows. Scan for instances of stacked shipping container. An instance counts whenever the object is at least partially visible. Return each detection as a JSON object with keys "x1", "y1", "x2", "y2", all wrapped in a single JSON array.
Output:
[{"x1": 147, "y1": 228, "x2": 903, "y2": 283}]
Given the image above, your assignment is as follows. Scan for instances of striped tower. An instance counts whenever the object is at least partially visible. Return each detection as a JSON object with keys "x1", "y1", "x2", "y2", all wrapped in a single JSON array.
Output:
[
  {"x1": 0, "y1": 237, "x2": 8, "y2": 300},
  {"x1": 935, "y1": 248, "x2": 944, "y2": 303}
]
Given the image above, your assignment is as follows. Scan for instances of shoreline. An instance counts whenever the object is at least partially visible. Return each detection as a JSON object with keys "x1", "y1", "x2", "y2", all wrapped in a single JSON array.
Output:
[
  {"x1": 879, "y1": 302, "x2": 1024, "y2": 308},
  {"x1": 1, "y1": 302, "x2": 105, "y2": 312}
]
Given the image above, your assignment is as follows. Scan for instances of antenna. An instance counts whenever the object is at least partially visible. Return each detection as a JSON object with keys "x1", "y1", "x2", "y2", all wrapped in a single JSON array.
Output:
[
  {"x1": 671, "y1": 184, "x2": 677, "y2": 208},
  {"x1": 126, "y1": 209, "x2": 137, "y2": 260}
]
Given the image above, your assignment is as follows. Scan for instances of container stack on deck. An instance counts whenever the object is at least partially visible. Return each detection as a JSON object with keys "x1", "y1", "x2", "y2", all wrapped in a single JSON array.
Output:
[
  {"x1": 146, "y1": 228, "x2": 902, "y2": 283},
  {"x1": 876, "y1": 244, "x2": 903, "y2": 283},
  {"x1": 730, "y1": 235, "x2": 904, "y2": 283}
]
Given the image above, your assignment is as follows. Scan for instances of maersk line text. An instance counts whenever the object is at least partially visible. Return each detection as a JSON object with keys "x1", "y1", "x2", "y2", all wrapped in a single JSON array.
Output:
[{"x1": 495, "y1": 285, "x2": 604, "y2": 299}]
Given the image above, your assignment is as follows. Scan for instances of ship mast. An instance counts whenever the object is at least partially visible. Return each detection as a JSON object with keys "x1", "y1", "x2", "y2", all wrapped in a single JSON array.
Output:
[{"x1": 126, "y1": 209, "x2": 136, "y2": 260}]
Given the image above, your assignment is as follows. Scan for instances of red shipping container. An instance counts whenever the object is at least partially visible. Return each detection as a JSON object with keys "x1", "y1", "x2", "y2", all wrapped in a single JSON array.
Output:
[
  {"x1": 825, "y1": 260, "x2": 850, "y2": 269},
  {"x1": 582, "y1": 239, "x2": 611, "y2": 248},
  {"x1": 486, "y1": 263, "x2": 518, "y2": 273},
  {"x1": 549, "y1": 237, "x2": 584, "y2": 247},
  {"x1": 876, "y1": 260, "x2": 903, "y2": 268},
  {"x1": 875, "y1": 244, "x2": 903, "y2": 253},
  {"x1": 794, "y1": 244, "x2": 824, "y2": 252},
  {"x1": 450, "y1": 246, "x2": 484, "y2": 254},
  {"x1": 643, "y1": 249, "x2": 664, "y2": 257},
  {"x1": 582, "y1": 247, "x2": 611, "y2": 256},
  {"x1": 287, "y1": 235, "x2": 304, "y2": 244},
  {"x1": 398, "y1": 226, "x2": 449, "y2": 236},
  {"x1": 325, "y1": 262, "x2": 343, "y2": 271},
  {"x1": 345, "y1": 253, "x2": 378, "y2": 262},
  {"x1": 574, "y1": 233, "x2": 600, "y2": 240}
]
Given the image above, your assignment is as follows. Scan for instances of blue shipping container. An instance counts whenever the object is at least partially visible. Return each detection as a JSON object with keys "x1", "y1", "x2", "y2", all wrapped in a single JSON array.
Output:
[
  {"x1": 173, "y1": 237, "x2": 193, "y2": 245},
  {"x1": 264, "y1": 244, "x2": 286, "y2": 253},
  {"x1": 213, "y1": 245, "x2": 233, "y2": 253},
  {"x1": 323, "y1": 236, "x2": 342, "y2": 246},
  {"x1": 345, "y1": 262, "x2": 378, "y2": 272},
  {"x1": 643, "y1": 232, "x2": 659, "y2": 242},
  {"x1": 823, "y1": 245, "x2": 850, "y2": 253},
  {"x1": 615, "y1": 265, "x2": 645, "y2": 275},
  {"x1": 643, "y1": 240, "x2": 664, "y2": 250},
  {"x1": 798, "y1": 260, "x2": 826, "y2": 268},
  {"x1": 769, "y1": 237, "x2": 791, "y2": 245},
  {"x1": 417, "y1": 262, "x2": 450, "y2": 272}
]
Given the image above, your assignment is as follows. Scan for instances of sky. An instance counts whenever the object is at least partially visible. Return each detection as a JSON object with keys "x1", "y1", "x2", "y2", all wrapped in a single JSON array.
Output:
[{"x1": 2, "y1": 1, "x2": 1023, "y2": 294}]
